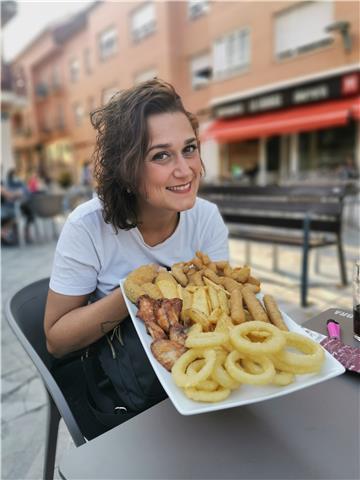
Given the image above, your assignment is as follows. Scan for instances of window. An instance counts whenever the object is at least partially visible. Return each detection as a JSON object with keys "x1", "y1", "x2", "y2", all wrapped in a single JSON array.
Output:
[
  {"x1": 51, "y1": 66, "x2": 61, "y2": 90},
  {"x1": 69, "y1": 58, "x2": 80, "y2": 83},
  {"x1": 188, "y1": 0, "x2": 209, "y2": 19},
  {"x1": 84, "y1": 48, "x2": 92, "y2": 74},
  {"x1": 73, "y1": 103, "x2": 84, "y2": 126},
  {"x1": 213, "y1": 28, "x2": 250, "y2": 79},
  {"x1": 275, "y1": 2, "x2": 334, "y2": 59},
  {"x1": 134, "y1": 68, "x2": 157, "y2": 84},
  {"x1": 102, "y1": 87, "x2": 118, "y2": 105},
  {"x1": 190, "y1": 52, "x2": 211, "y2": 89},
  {"x1": 131, "y1": 3, "x2": 156, "y2": 42},
  {"x1": 99, "y1": 27, "x2": 118, "y2": 61}
]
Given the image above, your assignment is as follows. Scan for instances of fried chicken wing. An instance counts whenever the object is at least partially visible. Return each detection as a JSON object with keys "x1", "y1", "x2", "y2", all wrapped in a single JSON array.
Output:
[
  {"x1": 169, "y1": 324, "x2": 187, "y2": 346},
  {"x1": 163, "y1": 298, "x2": 183, "y2": 327},
  {"x1": 150, "y1": 340, "x2": 186, "y2": 371},
  {"x1": 154, "y1": 302, "x2": 170, "y2": 333},
  {"x1": 146, "y1": 322, "x2": 167, "y2": 341},
  {"x1": 136, "y1": 295, "x2": 157, "y2": 322}
]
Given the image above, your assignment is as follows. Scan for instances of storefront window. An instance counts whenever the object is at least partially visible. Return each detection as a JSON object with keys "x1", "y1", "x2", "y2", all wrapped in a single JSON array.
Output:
[{"x1": 317, "y1": 123, "x2": 355, "y2": 172}]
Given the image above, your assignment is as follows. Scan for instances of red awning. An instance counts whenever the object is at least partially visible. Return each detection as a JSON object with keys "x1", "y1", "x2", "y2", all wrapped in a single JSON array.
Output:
[{"x1": 203, "y1": 97, "x2": 360, "y2": 143}]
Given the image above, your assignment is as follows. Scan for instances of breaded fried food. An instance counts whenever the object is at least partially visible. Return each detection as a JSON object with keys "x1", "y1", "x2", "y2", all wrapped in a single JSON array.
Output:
[
  {"x1": 263, "y1": 294, "x2": 289, "y2": 331},
  {"x1": 242, "y1": 286, "x2": 270, "y2": 323},
  {"x1": 171, "y1": 263, "x2": 188, "y2": 287},
  {"x1": 142, "y1": 282, "x2": 163, "y2": 300},
  {"x1": 231, "y1": 266, "x2": 250, "y2": 283},
  {"x1": 151, "y1": 339, "x2": 187, "y2": 371},
  {"x1": 124, "y1": 264, "x2": 159, "y2": 303},
  {"x1": 230, "y1": 289, "x2": 246, "y2": 324},
  {"x1": 124, "y1": 280, "x2": 146, "y2": 304}
]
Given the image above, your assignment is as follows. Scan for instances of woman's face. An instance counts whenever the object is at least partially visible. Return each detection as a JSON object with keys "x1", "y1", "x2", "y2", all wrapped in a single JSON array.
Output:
[{"x1": 137, "y1": 111, "x2": 202, "y2": 215}]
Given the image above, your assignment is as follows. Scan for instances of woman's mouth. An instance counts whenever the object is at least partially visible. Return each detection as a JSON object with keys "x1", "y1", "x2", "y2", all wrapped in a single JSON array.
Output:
[{"x1": 166, "y1": 181, "x2": 192, "y2": 193}]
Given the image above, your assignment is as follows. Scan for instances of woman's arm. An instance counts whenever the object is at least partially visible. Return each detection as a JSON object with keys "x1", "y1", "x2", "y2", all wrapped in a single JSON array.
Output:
[{"x1": 44, "y1": 288, "x2": 129, "y2": 358}]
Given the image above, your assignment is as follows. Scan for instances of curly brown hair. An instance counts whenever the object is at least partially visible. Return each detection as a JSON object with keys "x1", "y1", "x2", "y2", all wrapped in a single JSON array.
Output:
[{"x1": 91, "y1": 79, "x2": 200, "y2": 232}]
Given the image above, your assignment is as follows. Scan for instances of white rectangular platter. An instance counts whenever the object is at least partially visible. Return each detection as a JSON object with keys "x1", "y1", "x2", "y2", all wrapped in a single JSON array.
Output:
[{"x1": 120, "y1": 279, "x2": 345, "y2": 416}]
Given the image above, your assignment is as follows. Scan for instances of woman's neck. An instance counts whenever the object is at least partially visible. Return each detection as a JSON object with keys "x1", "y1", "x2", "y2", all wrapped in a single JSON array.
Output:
[{"x1": 137, "y1": 209, "x2": 180, "y2": 247}]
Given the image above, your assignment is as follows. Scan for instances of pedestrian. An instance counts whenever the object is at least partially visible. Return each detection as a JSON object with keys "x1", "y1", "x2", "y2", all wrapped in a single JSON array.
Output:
[{"x1": 44, "y1": 79, "x2": 229, "y2": 439}]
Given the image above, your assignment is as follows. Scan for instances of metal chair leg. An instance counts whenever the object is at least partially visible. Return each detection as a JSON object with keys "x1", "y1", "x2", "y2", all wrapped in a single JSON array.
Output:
[
  {"x1": 43, "y1": 392, "x2": 61, "y2": 480},
  {"x1": 337, "y1": 235, "x2": 348, "y2": 285},
  {"x1": 301, "y1": 216, "x2": 311, "y2": 307},
  {"x1": 314, "y1": 249, "x2": 320, "y2": 274},
  {"x1": 272, "y1": 245, "x2": 279, "y2": 271},
  {"x1": 245, "y1": 241, "x2": 251, "y2": 265}
]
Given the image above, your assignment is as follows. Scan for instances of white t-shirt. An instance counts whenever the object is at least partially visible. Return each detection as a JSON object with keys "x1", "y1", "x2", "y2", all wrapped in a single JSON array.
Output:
[{"x1": 50, "y1": 196, "x2": 229, "y2": 300}]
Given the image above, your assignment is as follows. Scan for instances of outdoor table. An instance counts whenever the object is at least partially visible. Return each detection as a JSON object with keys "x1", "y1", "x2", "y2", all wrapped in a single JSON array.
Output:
[{"x1": 59, "y1": 308, "x2": 359, "y2": 480}]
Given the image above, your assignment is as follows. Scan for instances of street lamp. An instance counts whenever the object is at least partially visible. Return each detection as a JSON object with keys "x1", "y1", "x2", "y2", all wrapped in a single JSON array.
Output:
[{"x1": 325, "y1": 21, "x2": 352, "y2": 53}]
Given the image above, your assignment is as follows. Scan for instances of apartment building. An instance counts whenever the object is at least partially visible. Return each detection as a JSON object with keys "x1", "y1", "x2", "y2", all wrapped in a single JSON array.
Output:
[{"x1": 10, "y1": 0, "x2": 360, "y2": 184}]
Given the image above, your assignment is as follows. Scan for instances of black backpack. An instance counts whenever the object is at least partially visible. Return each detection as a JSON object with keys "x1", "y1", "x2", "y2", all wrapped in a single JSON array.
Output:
[{"x1": 81, "y1": 316, "x2": 167, "y2": 429}]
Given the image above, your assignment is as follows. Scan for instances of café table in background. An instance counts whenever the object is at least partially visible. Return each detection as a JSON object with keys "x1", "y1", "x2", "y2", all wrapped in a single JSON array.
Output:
[{"x1": 59, "y1": 309, "x2": 359, "y2": 480}]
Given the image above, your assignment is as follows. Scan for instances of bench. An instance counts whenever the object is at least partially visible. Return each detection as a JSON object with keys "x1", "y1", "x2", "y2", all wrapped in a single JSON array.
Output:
[{"x1": 199, "y1": 184, "x2": 349, "y2": 307}]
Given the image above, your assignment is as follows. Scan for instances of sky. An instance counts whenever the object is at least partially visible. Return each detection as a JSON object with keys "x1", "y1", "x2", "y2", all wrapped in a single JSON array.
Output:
[{"x1": 2, "y1": 1, "x2": 94, "y2": 61}]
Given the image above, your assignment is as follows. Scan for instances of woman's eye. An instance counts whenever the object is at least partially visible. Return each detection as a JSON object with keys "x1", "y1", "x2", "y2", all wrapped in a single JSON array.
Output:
[
  {"x1": 152, "y1": 151, "x2": 170, "y2": 162},
  {"x1": 183, "y1": 144, "x2": 198, "y2": 155}
]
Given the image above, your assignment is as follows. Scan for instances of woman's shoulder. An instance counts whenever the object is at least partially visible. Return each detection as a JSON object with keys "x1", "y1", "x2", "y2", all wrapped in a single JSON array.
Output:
[
  {"x1": 68, "y1": 196, "x2": 103, "y2": 225},
  {"x1": 192, "y1": 196, "x2": 219, "y2": 214}
]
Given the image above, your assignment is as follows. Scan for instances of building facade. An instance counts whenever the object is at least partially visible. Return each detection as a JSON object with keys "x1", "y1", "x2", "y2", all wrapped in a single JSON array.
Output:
[{"x1": 9, "y1": 0, "x2": 360, "y2": 185}]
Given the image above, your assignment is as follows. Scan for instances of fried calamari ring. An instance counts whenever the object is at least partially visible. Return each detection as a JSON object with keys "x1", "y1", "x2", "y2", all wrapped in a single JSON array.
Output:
[
  {"x1": 230, "y1": 321, "x2": 285, "y2": 355},
  {"x1": 184, "y1": 386, "x2": 231, "y2": 402},
  {"x1": 172, "y1": 349, "x2": 216, "y2": 388},
  {"x1": 225, "y1": 351, "x2": 275, "y2": 385},
  {"x1": 186, "y1": 359, "x2": 219, "y2": 391},
  {"x1": 271, "y1": 332, "x2": 325, "y2": 374},
  {"x1": 212, "y1": 350, "x2": 240, "y2": 390},
  {"x1": 272, "y1": 370, "x2": 295, "y2": 386},
  {"x1": 185, "y1": 331, "x2": 229, "y2": 349}
]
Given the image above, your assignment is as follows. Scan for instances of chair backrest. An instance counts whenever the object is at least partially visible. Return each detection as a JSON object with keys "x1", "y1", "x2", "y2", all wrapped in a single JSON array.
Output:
[
  {"x1": 29, "y1": 194, "x2": 65, "y2": 218},
  {"x1": 5, "y1": 278, "x2": 85, "y2": 447}
]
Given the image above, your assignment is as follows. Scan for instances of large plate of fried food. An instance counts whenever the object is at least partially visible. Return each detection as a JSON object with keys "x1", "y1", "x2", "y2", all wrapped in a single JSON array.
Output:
[{"x1": 120, "y1": 251, "x2": 345, "y2": 415}]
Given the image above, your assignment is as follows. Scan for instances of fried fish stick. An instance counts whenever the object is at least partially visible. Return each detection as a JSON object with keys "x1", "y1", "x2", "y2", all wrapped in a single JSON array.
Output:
[
  {"x1": 221, "y1": 277, "x2": 243, "y2": 293},
  {"x1": 263, "y1": 294, "x2": 289, "y2": 331},
  {"x1": 230, "y1": 289, "x2": 246, "y2": 324},
  {"x1": 241, "y1": 286, "x2": 270, "y2": 323},
  {"x1": 203, "y1": 268, "x2": 223, "y2": 285},
  {"x1": 231, "y1": 266, "x2": 250, "y2": 283}
]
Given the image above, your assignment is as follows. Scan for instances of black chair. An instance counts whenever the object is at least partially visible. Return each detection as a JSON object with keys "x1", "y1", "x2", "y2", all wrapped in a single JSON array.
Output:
[
  {"x1": 28, "y1": 194, "x2": 65, "y2": 242},
  {"x1": 5, "y1": 278, "x2": 86, "y2": 480}
]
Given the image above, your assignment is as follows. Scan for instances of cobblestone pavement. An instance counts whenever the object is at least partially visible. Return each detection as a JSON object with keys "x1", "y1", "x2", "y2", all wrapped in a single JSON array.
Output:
[{"x1": 1, "y1": 222, "x2": 359, "y2": 480}]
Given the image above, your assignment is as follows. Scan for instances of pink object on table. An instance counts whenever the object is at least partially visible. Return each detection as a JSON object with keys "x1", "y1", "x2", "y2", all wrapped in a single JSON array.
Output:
[{"x1": 327, "y1": 319, "x2": 341, "y2": 339}]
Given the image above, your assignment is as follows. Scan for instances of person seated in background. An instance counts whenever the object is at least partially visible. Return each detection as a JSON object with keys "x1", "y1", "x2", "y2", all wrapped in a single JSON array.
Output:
[
  {"x1": 337, "y1": 154, "x2": 358, "y2": 180},
  {"x1": 1, "y1": 184, "x2": 23, "y2": 245},
  {"x1": 6, "y1": 169, "x2": 35, "y2": 243}
]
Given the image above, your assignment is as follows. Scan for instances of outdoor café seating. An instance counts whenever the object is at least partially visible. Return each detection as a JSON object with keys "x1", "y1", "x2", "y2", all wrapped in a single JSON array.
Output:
[
  {"x1": 28, "y1": 194, "x2": 65, "y2": 243},
  {"x1": 5, "y1": 278, "x2": 86, "y2": 480}
]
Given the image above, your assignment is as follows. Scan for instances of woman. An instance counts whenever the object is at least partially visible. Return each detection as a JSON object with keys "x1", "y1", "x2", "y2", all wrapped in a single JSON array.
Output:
[{"x1": 44, "y1": 79, "x2": 229, "y2": 438}]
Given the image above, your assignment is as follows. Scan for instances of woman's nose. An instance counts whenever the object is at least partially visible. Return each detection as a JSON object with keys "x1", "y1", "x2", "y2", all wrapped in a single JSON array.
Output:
[{"x1": 173, "y1": 154, "x2": 192, "y2": 176}]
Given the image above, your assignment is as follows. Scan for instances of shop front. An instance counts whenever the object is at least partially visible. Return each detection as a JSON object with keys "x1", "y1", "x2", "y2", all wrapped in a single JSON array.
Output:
[{"x1": 203, "y1": 69, "x2": 360, "y2": 184}]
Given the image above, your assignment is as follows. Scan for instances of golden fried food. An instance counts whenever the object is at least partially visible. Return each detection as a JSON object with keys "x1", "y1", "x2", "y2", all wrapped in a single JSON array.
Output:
[
  {"x1": 230, "y1": 266, "x2": 250, "y2": 283},
  {"x1": 230, "y1": 289, "x2": 245, "y2": 324},
  {"x1": 263, "y1": 294, "x2": 289, "y2": 331},
  {"x1": 151, "y1": 339, "x2": 186, "y2": 372},
  {"x1": 142, "y1": 282, "x2": 163, "y2": 300},
  {"x1": 221, "y1": 277, "x2": 243, "y2": 293},
  {"x1": 203, "y1": 268, "x2": 223, "y2": 285},
  {"x1": 171, "y1": 263, "x2": 188, "y2": 287},
  {"x1": 230, "y1": 321, "x2": 285, "y2": 355},
  {"x1": 241, "y1": 286, "x2": 270, "y2": 322}
]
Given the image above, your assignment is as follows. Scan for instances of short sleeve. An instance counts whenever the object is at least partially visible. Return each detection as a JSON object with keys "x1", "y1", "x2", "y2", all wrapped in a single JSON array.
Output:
[
  {"x1": 200, "y1": 203, "x2": 229, "y2": 261},
  {"x1": 49, "y1": 218, "x2": 101, "y2": 296}
]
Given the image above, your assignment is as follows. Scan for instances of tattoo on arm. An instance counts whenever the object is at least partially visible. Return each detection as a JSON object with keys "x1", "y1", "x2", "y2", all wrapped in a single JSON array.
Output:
[{"x1": 100, "y1": 320, "x2": 119, "y2": 334}]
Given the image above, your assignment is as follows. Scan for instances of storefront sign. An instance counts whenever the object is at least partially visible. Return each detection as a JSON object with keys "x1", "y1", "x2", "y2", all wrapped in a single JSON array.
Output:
[{"x1": 214, "y1": 71, "x2": 360, "y2": 118}]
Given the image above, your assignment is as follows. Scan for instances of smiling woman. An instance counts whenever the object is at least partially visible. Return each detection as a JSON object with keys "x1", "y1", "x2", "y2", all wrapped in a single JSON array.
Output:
[{"x1": 44, "y1": 79, "x2": 229, "y2": 439}]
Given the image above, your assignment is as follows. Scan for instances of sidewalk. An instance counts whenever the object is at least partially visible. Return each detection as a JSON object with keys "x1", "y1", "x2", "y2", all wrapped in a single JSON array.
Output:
[{"x1": 1, "y1": 225, "x2": 359, "y2": 479}]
